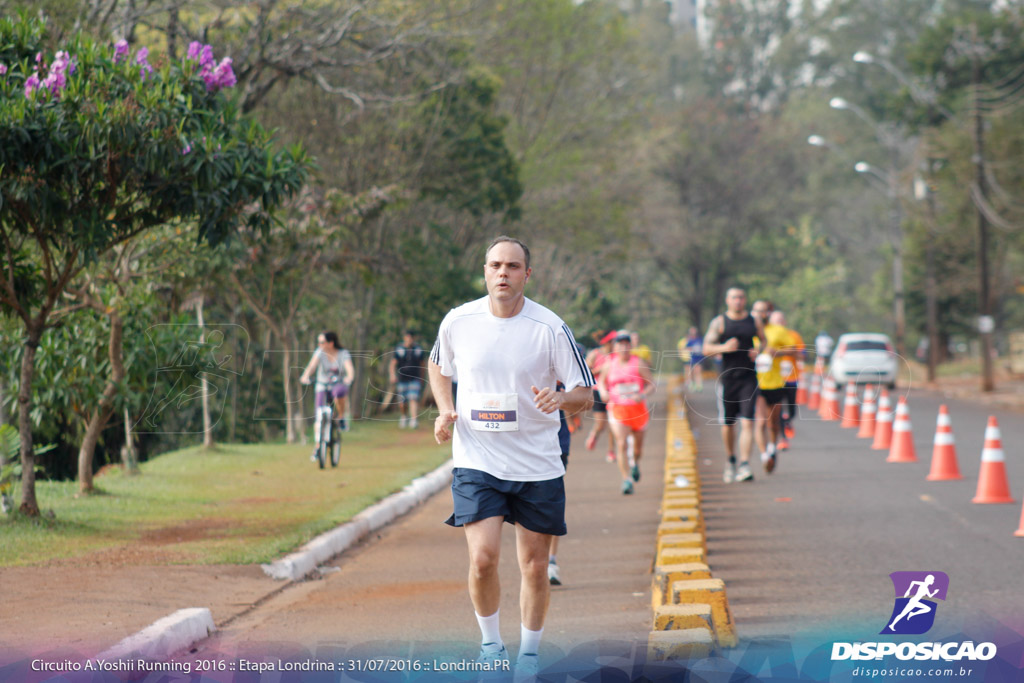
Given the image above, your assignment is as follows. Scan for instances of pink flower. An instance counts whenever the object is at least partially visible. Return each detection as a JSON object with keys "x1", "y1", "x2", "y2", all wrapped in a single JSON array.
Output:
[
  {"x1": 182, "y1": 141, "x2": 192, "y2": 155},
  {"x1": 113, "y1": 39, "x2": 129, "y2": 63},
  {"x1": 24, "y1": 73, "x2": 40, "y2": 97},
  {"x1": 135, "y1": 46, "x2": 153, "y2": 76},
  {"x1": 0, "y1": 64, "x2": 7, "y2": 75},
  {"x1": 212, "y1": 57, "x2": 236, "y2": 89}
]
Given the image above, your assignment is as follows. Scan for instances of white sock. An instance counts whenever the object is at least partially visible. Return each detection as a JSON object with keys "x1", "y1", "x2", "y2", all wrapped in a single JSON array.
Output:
[
  {"x1": 476, "y1": 610, "x2": 502, "y2": 648},
  {"x1": 520, "y1": 625, "x2": 543, "y2": 657}
]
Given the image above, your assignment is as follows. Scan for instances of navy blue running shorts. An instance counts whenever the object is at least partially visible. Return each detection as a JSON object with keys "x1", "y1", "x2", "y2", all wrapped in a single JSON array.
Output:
[{"x1": 445, "y1": 467, "x2": 567, "y2": 536}]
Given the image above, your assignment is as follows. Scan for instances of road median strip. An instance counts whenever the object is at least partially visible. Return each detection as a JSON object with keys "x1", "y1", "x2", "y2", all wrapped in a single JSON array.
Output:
[{"x1": 648, "y1": 377, "x2": 737, "y2": 659}]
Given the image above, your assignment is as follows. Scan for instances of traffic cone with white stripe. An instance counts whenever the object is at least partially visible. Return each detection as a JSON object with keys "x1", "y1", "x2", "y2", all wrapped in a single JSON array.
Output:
[
  {"x1": 857, "y1": 385, "x2": 877, "y2": 439},
  {"x1": 871, "y1": 388, "x2": 893, "y2": 451},
  {"x1": 972, "y1": 417, "x2": 1015, "y2": 504},
  {"x1": 807, "y1": 371, "x2": 821, "y2": 412},
  {"x1": 886, "y1": 397, "x2": 917, "y2": 463},
  {"x1": 820, "y1": 376, "x2": 841, "y2": 422},
  {"x1": 1014, "y1": 500, "x2": 1024, "y2": 537},
  {"x1": 926, "y1": 405, "x2": 962, "y2": 481},
  {"x1": 840, "y1": 383, "x2": 860, "y2": 429},
  {"x1": 796, "y1": 368, "x2": 808, "y2": 405}
]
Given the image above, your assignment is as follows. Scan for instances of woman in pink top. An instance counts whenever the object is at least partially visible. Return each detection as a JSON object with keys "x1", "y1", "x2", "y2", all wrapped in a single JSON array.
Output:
[{"x1": 598, "y1": 330, "x2": 654, "y2": 494}]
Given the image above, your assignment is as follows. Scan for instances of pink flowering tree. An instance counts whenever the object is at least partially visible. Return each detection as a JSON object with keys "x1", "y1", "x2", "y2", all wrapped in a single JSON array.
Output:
[{"x1": 0, "y1": 16, "x2": 309, "y2": 516}]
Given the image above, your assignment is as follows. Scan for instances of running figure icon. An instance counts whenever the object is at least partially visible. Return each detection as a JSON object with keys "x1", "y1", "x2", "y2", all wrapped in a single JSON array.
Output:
[{"x1": 888, "y1": 574, "x2": 938, "y2": 631}]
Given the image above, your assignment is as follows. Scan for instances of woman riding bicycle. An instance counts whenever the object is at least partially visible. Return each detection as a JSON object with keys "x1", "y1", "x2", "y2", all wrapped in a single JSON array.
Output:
[{"x1": 300, "y1": 331, "x2": 355, "y2": 430}]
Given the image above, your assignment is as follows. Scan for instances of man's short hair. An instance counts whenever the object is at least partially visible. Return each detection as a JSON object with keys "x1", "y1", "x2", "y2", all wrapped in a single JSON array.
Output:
[{"x1": 486, "y1": 235, "x2": 531, "y2": 270}]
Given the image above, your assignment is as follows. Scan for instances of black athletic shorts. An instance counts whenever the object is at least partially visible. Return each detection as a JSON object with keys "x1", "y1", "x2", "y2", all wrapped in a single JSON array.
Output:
[
  {"x1": 591, "y1": 389, "x2": 607, "y2": 413},
  {"x1": 445, "y1": 467, "x2": 567, "y2": 536},
  {"x1": 716, "y1": 368, "x2": 758, "y2": 425},
  {"x1": 760, "y1": 387, "x2": 788, "y2": 406}
]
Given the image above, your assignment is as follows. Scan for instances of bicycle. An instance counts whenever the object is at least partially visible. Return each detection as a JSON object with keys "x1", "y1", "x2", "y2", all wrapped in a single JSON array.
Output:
[{"x1": 304, "y1": 376, "x2": 342, "y2": 469}]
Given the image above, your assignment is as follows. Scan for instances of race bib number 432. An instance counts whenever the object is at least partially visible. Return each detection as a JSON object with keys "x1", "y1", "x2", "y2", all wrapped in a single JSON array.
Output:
[{"x1": 469, "y1": 393, "x2": 519, "y2": 432}]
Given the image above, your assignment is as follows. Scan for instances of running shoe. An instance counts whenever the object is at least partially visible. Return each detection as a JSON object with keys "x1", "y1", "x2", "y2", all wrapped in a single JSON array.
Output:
[
  {"x1": 761, "y1": 450, "x2": 777, "y2": 474},
  {"x1": 513, "y1": 653, "x2": 539, "y2": 683},
  {"x1": 630, "y1": 464, "x2": 640, "y2": 482},
  {"x1": 723, "y1": 462, "x2": 736, "y2": 484},
  {"x1": 621, "y1": 479, "x2": 634, "y2": 495},
  {"x1": 784, "y1": 425, "x2": 795, "y2": 439},
  {"x1": 339, "y1": 419, "x2": 349, "y2": 432},
  {"x1": 399, "y1": 415, "x2": 408, "y2": 428},
  {"x1": 410, "y1": 418, "x2": 418, "y2": 429},
  {"x1": 606, "y1": 450, "x2": 616, "y2": 463},
  {"x1": 777, "y1": 438, "x2": 790, "y2": 451},
  {"x1": 735, "y1": 463, "x2": 754, "y2": 482},
  {"x1": 477, "y1": 643, "x2": 509, "y2": 668},
  {"x1": 585, "y1": 432, "x2": 598, "y2": 451},
  {"x1": 547, "y1": 558, "x2": 561, "y2": 586}
]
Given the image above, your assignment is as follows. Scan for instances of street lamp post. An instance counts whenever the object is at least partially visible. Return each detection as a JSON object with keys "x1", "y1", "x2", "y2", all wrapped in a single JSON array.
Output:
[
  {"x1": 853, "y1": 49, "x2": 994, "y2": 392},
  {"x1": 854, "y1": 161, "x2": 906, "y2": 359},
  {"x1": 829, "y1": 95, "x2": 910, "y2": 358}
]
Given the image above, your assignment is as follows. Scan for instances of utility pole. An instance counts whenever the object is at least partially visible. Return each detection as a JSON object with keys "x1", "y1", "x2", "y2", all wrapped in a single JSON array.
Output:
[{"x1": 971, "y1": 24, "x2": 994, "y2": 392}]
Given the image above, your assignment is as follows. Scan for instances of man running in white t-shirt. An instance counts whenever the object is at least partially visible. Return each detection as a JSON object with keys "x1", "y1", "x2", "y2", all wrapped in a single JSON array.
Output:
[{"x1": 429, "y1": 236, "x2": 594, "y2": 681}]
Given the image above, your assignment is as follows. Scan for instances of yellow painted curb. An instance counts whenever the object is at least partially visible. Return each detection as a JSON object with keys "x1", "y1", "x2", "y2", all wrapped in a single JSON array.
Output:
[
  {"x1": 657, "y1": 545, "x2": 706, "y2": 566},
  {"x1": 657, "y1": 531, "x2": 704, "y2": 552},
  {"x1": 647, "y1": 628, "x2": 714, "y2": 660},
  {"x1": 651, "y1": 563, "x2": 712, "y2": 608},
  {"x1": 657, "y1": 520, "x2": 699, "y2": 537},
  {"x1": 670, "y1": 578, "x2": 737, "y2": 648},
  {"x1": 653, "y1": 603, "x2": 714, "y2": 631}
]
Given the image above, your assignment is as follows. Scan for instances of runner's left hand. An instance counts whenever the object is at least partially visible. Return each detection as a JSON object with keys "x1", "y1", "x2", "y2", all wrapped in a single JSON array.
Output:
[{"x1": 532, "y1": 386, "x2": 562, "y2": 414}]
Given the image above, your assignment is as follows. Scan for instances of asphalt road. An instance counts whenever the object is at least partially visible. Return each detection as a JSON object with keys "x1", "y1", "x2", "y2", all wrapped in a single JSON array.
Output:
[{"x1": 685, "y1": 382, "x2": 1024, "y2": 645}]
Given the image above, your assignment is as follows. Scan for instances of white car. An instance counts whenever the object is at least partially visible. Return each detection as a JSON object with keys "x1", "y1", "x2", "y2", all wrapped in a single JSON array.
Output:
[{"x1": 830, "y1": 333, "x2": 898, "y2": 389}]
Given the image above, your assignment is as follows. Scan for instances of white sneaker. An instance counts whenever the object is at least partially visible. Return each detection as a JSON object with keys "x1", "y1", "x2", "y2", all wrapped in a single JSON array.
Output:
[
  {"x1": 513, "y1": 653, "x2": 539, "y2": 683},
  {"x1": 735, "y1": 463, "x2": 754, "y2": 482},
  {"x1": 723, "y1": 462, "x2": 736, "y2": 483},
  {"x1": 547, "y1": 559, "x2": 561, "y2": 586},
  {"x1": 477, "y1": 642, "x2": 509, "y2": 666},
  {"x1": 409, "y1": 418, "x2": 418, "y2": 429},
  {"x1": 398, "y1": 415, "x2": 408, "y2": 428}
]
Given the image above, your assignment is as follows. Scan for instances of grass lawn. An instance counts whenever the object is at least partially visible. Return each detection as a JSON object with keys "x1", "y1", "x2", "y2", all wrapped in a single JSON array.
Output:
[{"x1": 0, "y1": 421, "x2": 449, "y2": 567}]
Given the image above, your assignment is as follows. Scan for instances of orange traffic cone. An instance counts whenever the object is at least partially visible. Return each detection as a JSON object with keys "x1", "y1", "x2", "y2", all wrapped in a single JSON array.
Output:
[
  {"x1": 796, "y1": 370, "x2": 808, "y2": 405},
  {"x1": 887, "y1": 397, "x2": 917, "y2": 463},
  {"x1": 807, "y1": 372, "x2": 821, "y2": 411},
  {"x1": 926, "y1": 405, "x2": 962, "y2": 481},
  {"x1": 857, "y1": 385, "x2": 877, "y2": 438},
  {"x1": 1015, "y1": 499, "x2": 1024, "y2": 536},
  {"x1": 972, "y1": 417, "x2": 1015, "y2": 504},
  {"x1": 872, "y1": 389, "x2": 893, "y2": 450},
  {"x1": 840, "y1": 383, "x2": 860, "y2": 428},
  {"x1": 820, "y1": 377, "x2": 841, "y2": 422}
]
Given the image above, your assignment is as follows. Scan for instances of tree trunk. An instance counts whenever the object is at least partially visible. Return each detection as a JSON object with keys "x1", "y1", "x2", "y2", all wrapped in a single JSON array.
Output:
[
  {"x1": 18, "y1": 326, "x2": 43, "y2": 517},
  {"x1": 283, "y1": 341, "x2": 297, "y2": 443},
  {"x1": 121, "y1": 405, "x2": 140, "y2": 475},
  {"x1": 353, "y1": 283, "x2": 377, "y2": 420},
  {"x1": 289, "y1": 330, "x2": 306, "y2": 444},
  {"x1": 77, "y1": 308, "x2": 125, "y2": 494},
  {"x1": 197, "y1": 295, "x2": 215, "y2": 448}
]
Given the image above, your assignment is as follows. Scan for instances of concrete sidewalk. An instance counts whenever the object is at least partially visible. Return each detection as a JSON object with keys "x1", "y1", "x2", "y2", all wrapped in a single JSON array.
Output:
[{"x1": 181, "y1": 401, "x2": 667, "y2": 662}]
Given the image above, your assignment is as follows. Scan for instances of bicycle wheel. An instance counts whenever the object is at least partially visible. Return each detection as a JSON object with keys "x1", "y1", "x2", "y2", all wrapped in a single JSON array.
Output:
[
  {"x1": 316, "y1": 415, "x2": 328, "y2": 469},
  {"x1": 330, "y1": 427, "x2": 341, "y2": 467}
]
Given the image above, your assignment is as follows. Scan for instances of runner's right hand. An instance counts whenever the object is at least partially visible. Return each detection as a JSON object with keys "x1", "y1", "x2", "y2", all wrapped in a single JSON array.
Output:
[{"x1": 434, "y1": 411, "x2": 458, "y2": 444}]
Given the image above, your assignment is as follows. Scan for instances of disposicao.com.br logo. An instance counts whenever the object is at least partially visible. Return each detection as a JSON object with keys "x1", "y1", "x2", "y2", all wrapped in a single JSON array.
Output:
[{"x1": 831, "y1": 571, "x2": 997, "y2": 663}]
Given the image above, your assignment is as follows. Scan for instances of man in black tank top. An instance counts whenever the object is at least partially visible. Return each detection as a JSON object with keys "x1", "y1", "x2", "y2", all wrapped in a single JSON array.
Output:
[{"x1": 702, "y1": 287, "x2": 765, "y2": 483}]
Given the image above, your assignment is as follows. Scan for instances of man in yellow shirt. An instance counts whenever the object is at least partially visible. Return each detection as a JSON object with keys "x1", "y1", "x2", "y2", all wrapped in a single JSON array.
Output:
[
  {"x1": 754, "y1": 314, "x2": 792, "y2": 474},
  {"x1": 771, "y1": 311, "x2": 804, "y2": 447}
]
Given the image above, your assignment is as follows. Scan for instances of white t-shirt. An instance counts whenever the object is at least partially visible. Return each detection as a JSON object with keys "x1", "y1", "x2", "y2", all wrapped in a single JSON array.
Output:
[
  {"x1": 430, "y1": 296, "x2": 594, "y2": 481},
  {"x1": 815, "y1": 334, "x2": 834, "y2": 356}
]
